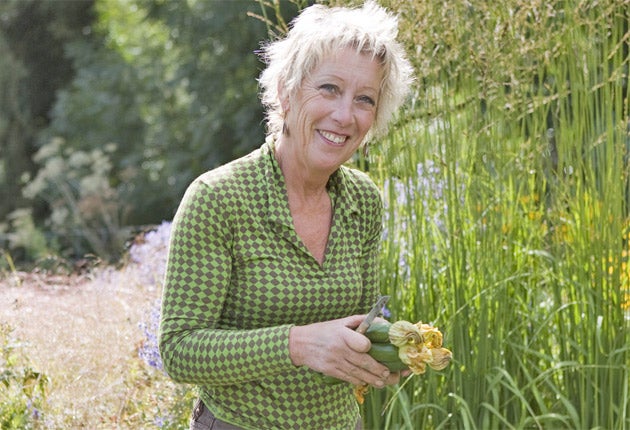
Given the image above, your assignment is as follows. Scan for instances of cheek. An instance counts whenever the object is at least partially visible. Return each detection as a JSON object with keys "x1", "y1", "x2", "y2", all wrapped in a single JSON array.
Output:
[
  {"x1": 292, "y1": 96, "x2": 327, "y2": 128},
  {"x1": 293, "y1": 109, "x2": 312, "y2": 133},
  {"x1": 357, "y1": 110, "x2": 377, "y2": 134}
]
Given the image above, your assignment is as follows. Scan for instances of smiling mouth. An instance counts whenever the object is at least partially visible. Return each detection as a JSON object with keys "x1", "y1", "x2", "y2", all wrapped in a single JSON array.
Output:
[{"x1": 319, "y1": 130, "x2": 348, "y2": 145}]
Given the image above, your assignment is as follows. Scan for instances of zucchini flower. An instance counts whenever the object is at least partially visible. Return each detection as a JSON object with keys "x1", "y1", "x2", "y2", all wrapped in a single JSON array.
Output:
[{"x1": 389, "y1": 320, "x2": 452, "y2": 375}]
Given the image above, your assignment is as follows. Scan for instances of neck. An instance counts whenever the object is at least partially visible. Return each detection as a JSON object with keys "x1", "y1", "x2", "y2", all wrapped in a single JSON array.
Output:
[{"x1": 274, "y1": 137, "x2": 331, "y2": 201}]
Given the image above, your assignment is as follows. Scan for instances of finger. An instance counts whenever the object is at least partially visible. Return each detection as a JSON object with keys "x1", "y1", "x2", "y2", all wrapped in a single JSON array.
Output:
[
  {"x1": 343, "y1": 364, "x2": 387, "y2": 388},
  {"x1": 327, "y1": 361, "x2": 369, "y2": 386},
  {"x1": 343, "y1": 354, "x2": 390, "y2": 386},
  {"x1": 344, "y1": 328, "x2": 371, "y2": 353},
  {"x1": 383, "y1": 371, "x2": 401, "y2": 386}
]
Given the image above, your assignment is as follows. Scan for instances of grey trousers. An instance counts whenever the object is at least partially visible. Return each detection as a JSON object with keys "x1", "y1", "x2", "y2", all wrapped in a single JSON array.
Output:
[
  {"x1": 189, "y1": 398, "x2": 363, "y2": 430},
  {"x1": 190, "y1": 399, "x2": 243, "y2": 430}
]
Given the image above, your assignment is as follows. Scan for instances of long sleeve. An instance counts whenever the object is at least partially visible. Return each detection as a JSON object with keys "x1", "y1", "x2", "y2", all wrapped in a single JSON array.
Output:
[{"x1": 159, "y1": 177, "x2": 295, "y2": 386}]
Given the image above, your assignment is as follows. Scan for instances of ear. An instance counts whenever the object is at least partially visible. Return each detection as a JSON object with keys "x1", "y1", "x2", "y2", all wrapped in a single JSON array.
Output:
[{"x1": 278, "y1": 81, "x2": 290, "y2": 113}]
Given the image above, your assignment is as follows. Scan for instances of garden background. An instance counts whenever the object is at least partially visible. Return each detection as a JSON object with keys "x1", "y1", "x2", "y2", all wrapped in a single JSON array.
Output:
[{"x1": 1, "y1": 0, "x2": 629, "y2": 429}]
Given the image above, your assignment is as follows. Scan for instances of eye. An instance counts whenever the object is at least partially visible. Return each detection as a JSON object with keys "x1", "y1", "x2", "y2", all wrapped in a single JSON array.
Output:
[
  {"x1": 319, "y1": 83, "x2": 339, "y2": 94},
  {"x1": 357, "y1": 95, "x2": 376, "y2": 107}
]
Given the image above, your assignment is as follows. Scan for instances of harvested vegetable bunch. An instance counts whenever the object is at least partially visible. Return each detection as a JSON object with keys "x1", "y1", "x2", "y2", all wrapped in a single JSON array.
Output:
[
  {"x1": 353, "y1": 320, "x2": 453, "y2": 403},
  {"x1": 366, "y1": 320, "x2": 452, "y2": 374}
]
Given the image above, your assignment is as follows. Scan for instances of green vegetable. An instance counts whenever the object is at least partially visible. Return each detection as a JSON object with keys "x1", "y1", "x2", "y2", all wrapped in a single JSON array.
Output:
[
  {"x1": 367, "y1": 328, "x2": 409, "y2": 373},
  {"x1": 368, "y1": 342, "x2": 400, "y2": 362},
  {"x1": 378, "y1": 359, "x2": 409, "y2": 372},
  {"x1": 365, "y1": 321, "x2": 392, "y2": 343}
]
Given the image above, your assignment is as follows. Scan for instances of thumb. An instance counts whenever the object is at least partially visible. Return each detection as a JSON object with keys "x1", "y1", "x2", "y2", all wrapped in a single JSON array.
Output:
[
  {"x1": 343, "y1": 314, "x2": 368, "y2": 330},
  {"x1": 341, "y1": 315, "x2": 372, "y2": 353}
]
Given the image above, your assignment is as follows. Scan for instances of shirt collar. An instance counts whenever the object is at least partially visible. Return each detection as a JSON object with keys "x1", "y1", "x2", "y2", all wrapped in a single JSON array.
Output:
[
  {"x1": 262, "y1": 138, "x2": 293, "y2": 228},
  {"x1": 261, "y1": 137, "x2": 360, "y2": 226}
]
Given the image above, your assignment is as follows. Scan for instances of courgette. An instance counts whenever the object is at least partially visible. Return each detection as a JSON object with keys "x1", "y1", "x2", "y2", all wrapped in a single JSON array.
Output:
[
  {"x1": 368, "y1": 343, "x2": 408, "y2": 372},
  {"x1": 365, "y1": 321, "x2": 392, "y2": 343},
  {"x1": 378, "y1": 359, "x2": 409, "y2": 372},
  {"x1": 368, "y1": 342, "x2": 399, "y2": 361}
]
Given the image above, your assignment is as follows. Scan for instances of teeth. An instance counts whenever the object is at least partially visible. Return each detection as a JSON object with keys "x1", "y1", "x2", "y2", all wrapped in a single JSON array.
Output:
[{"x1": 320, "y1": 130, "x2": 347, "y2": 144}]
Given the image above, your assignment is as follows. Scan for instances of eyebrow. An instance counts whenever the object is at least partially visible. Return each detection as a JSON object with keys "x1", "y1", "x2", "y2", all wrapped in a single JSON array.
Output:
[{"x1": 316, "y1": 74, "x2": 379, "y2": 94}]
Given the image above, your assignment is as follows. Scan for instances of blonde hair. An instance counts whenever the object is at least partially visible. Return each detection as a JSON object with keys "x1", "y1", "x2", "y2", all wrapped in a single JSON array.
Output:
[{"x1": 258, "y1": 0, "x2": 414, "y2": 144}]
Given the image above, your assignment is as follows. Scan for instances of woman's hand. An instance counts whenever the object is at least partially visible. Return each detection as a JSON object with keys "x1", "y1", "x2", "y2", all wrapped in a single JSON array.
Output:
[{"x1": 289, "y1": 315, "x2": 401, "y2": 388}]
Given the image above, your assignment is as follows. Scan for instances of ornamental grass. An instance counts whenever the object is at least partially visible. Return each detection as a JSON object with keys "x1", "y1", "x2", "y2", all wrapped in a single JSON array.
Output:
[{"x1": 362, "y1": 0, "x2": 630, "y2": 428}]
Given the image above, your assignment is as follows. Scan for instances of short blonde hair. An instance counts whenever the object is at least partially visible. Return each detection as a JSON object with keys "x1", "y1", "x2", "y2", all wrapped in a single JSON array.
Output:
[{"x1": 258, "y1": 0, "x2": 414, "y2": 144}]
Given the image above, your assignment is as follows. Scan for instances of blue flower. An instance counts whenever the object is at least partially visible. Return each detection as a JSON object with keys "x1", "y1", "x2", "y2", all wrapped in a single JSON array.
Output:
[
  {"x1": 382, "y1": 306, "x2": 392, "y2": 319},
  {"x1": 138, "y1": 299, "x2": 164, "y2": 372}
]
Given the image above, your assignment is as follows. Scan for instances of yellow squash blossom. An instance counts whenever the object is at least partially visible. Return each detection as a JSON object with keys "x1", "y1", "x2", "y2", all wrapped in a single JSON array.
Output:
[
  {"x1": 353, "y1": 319, "x2": 453, "y2": 403},
  {"x1": 389, "y1": 320, "x2": 453, "y2": 375}
]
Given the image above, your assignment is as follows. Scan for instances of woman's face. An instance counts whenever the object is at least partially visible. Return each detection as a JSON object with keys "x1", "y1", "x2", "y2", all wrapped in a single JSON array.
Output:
[{"x1": 280, "y1": 47, "x2": 382, "y2": 175}]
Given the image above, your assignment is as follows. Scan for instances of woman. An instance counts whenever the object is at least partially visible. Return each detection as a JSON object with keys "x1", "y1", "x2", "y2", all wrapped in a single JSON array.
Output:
[{"x1": 159, "y1": 1, "x2": 413, "y2": 429}]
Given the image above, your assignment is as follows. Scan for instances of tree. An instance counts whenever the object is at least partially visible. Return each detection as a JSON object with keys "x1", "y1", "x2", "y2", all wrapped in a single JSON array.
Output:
[
  {"x1": 0, "y1": 0, "x2": 95, "y2": 222},
  {"x1": 9, "y1": 0, "x2": 302, "y2": 261}
]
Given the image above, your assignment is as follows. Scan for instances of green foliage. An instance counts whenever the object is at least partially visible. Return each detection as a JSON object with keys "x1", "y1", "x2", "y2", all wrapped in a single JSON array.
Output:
[
  {"x1": 22, "y1": 137, "x2": 127, "y2": 260},
  {"x1": 5, "y1": 0, "x2": 303, "y2": 261},
  {"x1": 2, "y1": 209, "x2": 49, "y2": 262},
  {"x1": 0, "y1": 324, "x2": 48, "y2": 430},
  {"x1": 0, "y1": 0, "x2": 95, "y2": 224},
  {"x1": 116, "y1": 358, "x2": 197, "y2": 429},
  {"x1": 38, "y1": 14, "x2": 168, "y2": 234},
  {"x1": 249, "y1": 0, "x2": 312, "y2": 36},
  {"x1": 364, "y1": 0, "x2": 630, "y2": 428}
]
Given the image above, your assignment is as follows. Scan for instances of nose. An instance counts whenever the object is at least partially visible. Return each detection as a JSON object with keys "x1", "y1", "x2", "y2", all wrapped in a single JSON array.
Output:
[{"x1": 331, "y1": 96, "x2": 354, "y2": 126}]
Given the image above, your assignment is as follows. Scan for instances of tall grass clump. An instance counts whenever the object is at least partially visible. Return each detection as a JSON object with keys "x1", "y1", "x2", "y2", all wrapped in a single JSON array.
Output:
[
  {"x1": 363, "y1": 0, "x2": 630, "y2": 428},
  {"x1": 0, "y1": 324, "x2": 48, "y2": 429}
]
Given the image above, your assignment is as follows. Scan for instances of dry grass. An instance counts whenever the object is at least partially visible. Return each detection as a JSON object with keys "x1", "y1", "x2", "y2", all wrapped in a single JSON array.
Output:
[{"x1": 0, "y1": 269, "x2": 175, "y2": 428}]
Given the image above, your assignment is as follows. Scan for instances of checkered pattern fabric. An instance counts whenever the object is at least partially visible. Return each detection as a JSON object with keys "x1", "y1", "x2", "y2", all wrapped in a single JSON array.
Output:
[{"x1": 159, "y1": 140, "x2": 383, "y2": 429}]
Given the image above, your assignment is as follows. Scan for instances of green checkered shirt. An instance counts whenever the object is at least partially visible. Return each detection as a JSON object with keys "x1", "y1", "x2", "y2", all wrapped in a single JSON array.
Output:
[{"x1": 159, "y1": 139, "x2": 382, "y2": 429}]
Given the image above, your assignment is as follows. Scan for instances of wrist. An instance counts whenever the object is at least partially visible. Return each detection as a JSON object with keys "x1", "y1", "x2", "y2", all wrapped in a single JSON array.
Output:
[{"x1": 288, "y1": 325, "x2": 305, "y2": 366}]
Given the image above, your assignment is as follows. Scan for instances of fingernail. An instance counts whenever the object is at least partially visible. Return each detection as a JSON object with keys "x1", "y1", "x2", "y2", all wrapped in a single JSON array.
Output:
[
  {"x1": 382, "y1": 370, "x2": 390, "y2": 378},
  {"x1": 375, "y1": 380, "x2": 385, "y2": 388}
]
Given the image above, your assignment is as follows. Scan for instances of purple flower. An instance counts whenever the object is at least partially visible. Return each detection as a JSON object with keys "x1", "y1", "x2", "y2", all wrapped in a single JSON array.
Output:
[
  {"x1": 128, "y1": 221, "x2": 172, "y2": 289},
  {"x1": 154, "y1": 415, "x2": 167, "y2": 428},
  {"x1": 129, "y1": 222, "x2": 172, "y2": 372},
  {"x1": 382, "y1": 306, "x2": 392, "y2": 319},
  {"x1": 27, "y1": 398, "x2": 41, "y2": 420},
  {"x1": 382, "y1": 160, "x2": 465, "y2": 285},
  {"x1": 138, "y1": 299, "x2": 164, "y2": 372}
]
